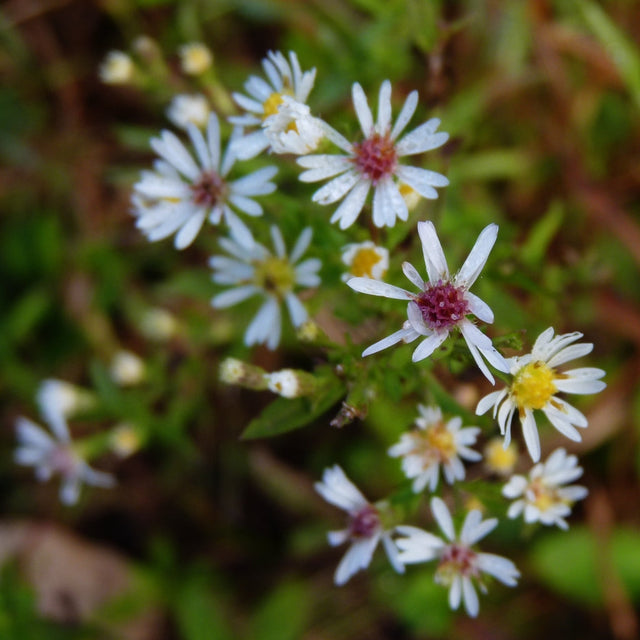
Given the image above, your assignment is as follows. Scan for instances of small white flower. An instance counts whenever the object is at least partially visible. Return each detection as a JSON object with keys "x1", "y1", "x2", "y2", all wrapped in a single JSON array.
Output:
[
  {"x1": 484, "y1": 437, "x2": 518, "y2": 476},
  {"x1": 210, "y1": 225, "x2": 321, "y2": 350},
  {"x1": 15, "y1": 395, "x2": 114, "y2": 505},
  {"x1": 262, "y1": 96, "x2": 325, "y2": 155},
  {"x1": 179, "y1": 42, "x2": 213, "y2": 75},
  {"x1": 347, "y1": 221, "x2": 508, "y2": 383},
  {"x1": 397, "y1": 497, "x2": 520, "y2": 617},
  {"x1": 37, "y1": 379, "x2": 93, "y2": 422},
  {"x1": 388, "y1": 405, "x2": 481, "y2": 493},
  {"x1": 99, "y1": 51, "x2": 135, "y2": 84},
  {"x1": 110, "y1": 350, "x2": 145, "y2": 386},
  {"x1": 315, "y1": 465, "x2": 405, "y2": 585},
  {"x1": 297, "y1": 80, "x2": 449, "y2": 229},
  {"x1": 132, "y1": 113, "x2": 278, "y2": 250},
  {"x1": 476, "y1": 327, "x2": 607, "y2": 462},
  {"x1": 502, "y1": 448, "x2": 588, "y2": 530},
  {"x1": 110, "y1": 422, "x2": 143, "y2": 458},
  {"x1": 341, "y1": 241, "x2": 389, "y2": 281},
  {"x1": 230, "y1": 50, "x2": 317, "y2": 159},
  {"x1": 166, "y1": 93, "x2": 211, "y2": 130}
]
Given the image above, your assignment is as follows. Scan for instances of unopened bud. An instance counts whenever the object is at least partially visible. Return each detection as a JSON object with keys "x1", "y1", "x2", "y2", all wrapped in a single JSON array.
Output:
[
  {"x1": 266, "y1": 369, "x2": 318, "y2": 399},
  {"x1": 219, "y1": 358, "x2": 268, "y2": 390},
  {"x1": 99, "y1": 51, "x2": 135, "y2": 84},
  {"x1": 484, "y1": 437, "x2": 518, "y2": 476},
  {"x1": 110, "y1": 422, "x2": 143, "y2": 458},
  {"x1": 179, "y1": 42, "x2": 213, "y2": 75},
  {"x1": 110, "y1": 350, "x2": 146, "y2": 386}
]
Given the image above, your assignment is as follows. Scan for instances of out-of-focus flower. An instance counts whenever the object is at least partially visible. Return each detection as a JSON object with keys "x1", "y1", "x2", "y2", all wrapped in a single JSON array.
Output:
[
  {"x1": 219, "y1": 358, "x2": 268, "y2": 390},
  {"x1": 15, "y1": 395, "x2": 114, "y2": 505},
  {"x1": 341, "y1": 241, "x2": 389, "y2": 281},
  {"x1": 388, "y1": 405, "x2": 481, "y2": 493},
  {"x1": 484, "y1": 437, "x2": 518, "y2": 476},
  {"x1": 166, "y1": 93, "x2": 211, "y2": 130},
  {"x1": 179, "y1": 42, "x2": 213, "y2": 75},
  {"x1": 230, "y1": 50, "x2": 316, "y2": 159},
  {"x1": 210, "y1": 225, "x2": 321, "y2": 350},
  {"x1": 139, "y1": 307, "x2": 179, "y2": 341},
  {"x1": 347, "y1": 221, "x2": 508, "y2": 383},
  {"x1": 99, "y1": 51, "x2": 135, "y2": 84},
  {"x1": 297, "y1": 80, "x2": 448, "y2": 229},
  {"x1": 132, "y1": 113, "x2": 277, "y2": 249},
  {"x1": 397, "y1": 497, "x2": 520, "y2": 617},
  {"x1": 110, "y1": 423, "x2": 143, "y2": 458},
  {"x1": 502, "y1": 447, "x2": 588, "y2": 529},
  {"x1": 37, "y1": 379, "x2": 94, "y2": 422},
  {"x1": 110, "y1": 350, "x2": 145, "y2": 386},
  {"x1": 266, "y1": 369, "x2": 318, "y2": 398},
  {"x1": 476, "y1": 327, "x2": 606, "y2": 461},
  {"x1": 315, "y1": 465, "x2": 405, "y2": 585}
]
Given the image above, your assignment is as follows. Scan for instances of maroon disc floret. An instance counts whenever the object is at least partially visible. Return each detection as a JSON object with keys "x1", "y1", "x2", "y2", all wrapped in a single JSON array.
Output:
[
  {"x1": 440, "y1": 543, "x2": 478, "y2": 577},
  {"x1": 349, "y1": 504, "x2": 380, "y2": 539},
  {"x1": 191, "y1": 170, "x2": 226, "y2": 207},
  {"x1": 417, "y1": 280, "x2": 469, "y2": 330},
  {"x1": 352, "y1": 133, "x2": 397, "y2": 185}
]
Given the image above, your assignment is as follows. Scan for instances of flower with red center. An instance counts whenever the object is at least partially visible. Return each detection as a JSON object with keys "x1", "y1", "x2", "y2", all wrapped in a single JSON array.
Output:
[
  {"x1": 315, "y1": 465, "x2": 405, "y2": 585},
  {"x1": 397, "y1": 497, "x2": 520, "y2": 617},
  {"x1": 132, "y1": 113, "x2": 278, "y2": 250},
  {"x1": 502, "y1": 448, "x2": 588, "y2": 530},
  {"x1": 297, "y1": 80, "x2": 449, "y2": 229},
  {"x1": 14, "y1": 381, "x2": 115, "y2": 505},
  {"x1": 347, "y1": 221, "x2": 509, "y2": 383},
  {"x1": 388, "y1": 405, "x2": 482, "y2": 492},
  {"x1": 476, "y1": 327, "x2": 606, "y2": 461}
]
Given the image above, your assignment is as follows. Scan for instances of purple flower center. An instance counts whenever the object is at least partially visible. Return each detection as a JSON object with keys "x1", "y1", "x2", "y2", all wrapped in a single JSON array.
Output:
[
  {"x1": 352, "y1": 133, "x2": 397, "y2": 185},
  {"x1": 191, "y1": 170, "x2": 226, "y2": 207},
  {"x1": 49, "y1": 445, "x2": 79, "y2": 477},
  {"x1": 349, "y1": 504, "x2": 380, "y2": 539},
  {"x1": 440, "y1": 543, "x2": 478, "y2": 577},
  {"x1": 416, "y1": 280, "x2": 469, "y2": 330}
]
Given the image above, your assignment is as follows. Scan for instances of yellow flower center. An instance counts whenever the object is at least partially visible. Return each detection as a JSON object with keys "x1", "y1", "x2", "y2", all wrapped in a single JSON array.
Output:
[
  {"x1": 262, "y1": 92, "x2": 292, "y2": 119},
  {"x1": 511, "y1": 361, "x2": 557, "y2": 410},
  {"x1": 350, "y1": 247, "x2": 384, "y2": 278},
  {"x1": 253, "y1": 256, "x2": 295, "y2": 299},
  {"x1": 529, "y1": 477, "x2": 566, "y2": 513},
  {"x1": 485, "y1": 439, "x2": 517, "y2": 475},
  {"x1": 424, "y1": 423, "x2": 457, "y2": 460}
]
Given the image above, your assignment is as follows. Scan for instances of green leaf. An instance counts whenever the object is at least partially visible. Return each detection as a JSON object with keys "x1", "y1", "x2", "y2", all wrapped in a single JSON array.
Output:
[
  {"x1": 241, "y1": 373, "x2": 345, "y2": 439},
  {"x1": 520, "y1": 201, "x2": 564, "y2": 267},
  {"x1": 250, "y1": 580, "x2": 312, "y2": 640}
]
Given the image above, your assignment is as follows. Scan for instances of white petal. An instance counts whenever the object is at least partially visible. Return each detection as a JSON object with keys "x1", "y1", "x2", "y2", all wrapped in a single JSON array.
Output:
[
  {"x1": 417, "y1": 221, "x2": 449, "y2": 282},
  {"x1": 331, "y1": 180, "x2": 371, "y2": 230},
  {"x1": 211, "y1": 285, "x2": 258, "y2": 309},
  {"x1": 407, "y1": 301, "x2": 431, "y2": 336},
  {"x1": 395, "y1": 165, "x2": 449, "y2": 198},
  {"x1": 431, "y1": 497, "x2": 455, "y2": 541},
  {"x1": 312, "y1": 171, "x2": 360, "y2": 205},
  {"x1": 362, "y1": 326, "x2": 419, "y2": 357},
  {"x1": 402, "y1": 261, "x2": 425, "y2": 290},
  {"x1": 390, "y1": 91, "x2": 418, "y2": 140},
  {"x1": 347, "y1": 277, "x2": 412, "y2": 300},
  {"x1": 290, "y1": 227, "x2": 313, "y2": 263},
  {"x1": 412, "y1": 332, "x2": 448, "y2": 361},
  {"x1": 456, "y1": 224, "x2": 498, "y2": 287},
  {"x1": 174, "y1": 211, "x2": 205, "y2": 249},
  {"x1": 375, "y1": 80, "x2": 392, "y2": 134},
  {"x1": 297, "y1": 155, "x2": 352, "y2": 182},
  {"x1": 315, "y1": 465, "x2": 368, "y2": 511},
  {"x1": 521, "y1": 409, "x2": 541, "y2": 462},
  {"x1": 465, "y1": 291, "x2": 494, "y2": 323},
  {"x1": 285, "y1": 293, "x2": 308, "y2": 327},
  {"x1": 396, "y1": 120, "x2": 449, "y2": 155},
  {"x1": 352, "y1": 82, "x2": 374, "y2": 137},
  {"x1": 476, "y1": 390, "x2": 505, "y2": 416},
  {"x1": 462, "y1": 577, "x2": 479, "y2": 617}
]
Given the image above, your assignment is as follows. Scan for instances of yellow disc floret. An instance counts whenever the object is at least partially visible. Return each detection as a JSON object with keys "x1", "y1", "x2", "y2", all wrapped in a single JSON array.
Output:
[
  {"x1": 253, "y1": 256, "x2": 295, "y2": 299},
  {"x1": 262, "y1": 92, "x2": 285, "y2": 119},
  {"x1": 511, "y1": 361, "x2": 557, "y2": 410},
  {"x1": 426, "y1": 423, "x2": 457, "y2": 460},
  {"x1": 350, "y1": 247, "x2": 384, "y2": 278}
]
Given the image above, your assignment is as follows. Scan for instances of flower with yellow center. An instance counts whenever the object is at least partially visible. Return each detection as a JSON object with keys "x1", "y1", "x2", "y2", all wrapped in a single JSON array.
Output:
[
  {"x1": 178, "y1": 42, "x2": 213, "y2": 75},
  {"x1": 341, "y1": 241, "x2": 389, "y2": 281},
  {"x1": 502, "y1": 448, "x2": 587, "y2": 530},
  {"x1": 230, "y1": 50, "x2": 317, "y2": 159},
  {"x1": 484, "y1": 437, "x2": 518, "y2": 476},
  {"x1": 99, "y1": 51, "x2": 135, "y2": 84},
  {"x1": 476, "y1": 327, "x2": 606, "y2": 462},
  {"x1": 210, "y1": 225, "x2": 321, "y2": 350},
  {"x1": 388, "y1": 405, "x2": 482, "y2": 493}
]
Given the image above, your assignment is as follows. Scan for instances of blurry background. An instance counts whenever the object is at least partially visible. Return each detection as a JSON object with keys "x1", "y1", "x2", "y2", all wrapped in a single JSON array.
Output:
[{"x1": 0, "y1": 0, "x2": 639, "y2": 638}]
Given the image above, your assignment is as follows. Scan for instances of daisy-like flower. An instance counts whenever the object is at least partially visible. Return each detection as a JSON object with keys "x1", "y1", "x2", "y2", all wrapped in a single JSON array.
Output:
[
  {"x1": 99, "y1": 51, "x2": 135, "y2": 84},
  {"x1": 484, "y1": 437, "x2": 518, "y2": 477},
  {"x1": 502, "y1": 447, "x2": 588, "y2": 530},
  {"x1": 132, "y1": 113, "x2": 277, "y2": 249},
  {"x1": 341, "y1": 241, "x2": 389, "y2": 282},
  {"x1": 210, "y1": 225, "x2": 321, "y2": 350},
  {"x1": 297, "y1": 80, "x2": 449, "y2": 229},
  {"x1": 388, "y1": 405, "x2": 481, "y2": 493},
  {"x1": 14, "y1": 390, "x2": 115, "y2": 505},
  {"x1": 166, "y1": 93, "x2": 210, "y2": 130},
  {"x1": 347, "y1": 221, "x2": 509, "y2": 383},
  {"x1": 476, "y1": 327, "x2": 607, "y2": 462},
  {"x1": 178, "y1": 42, "x2": 213, "y2": 75},
  {"x1": 230, "y1": 50, "x2": 317, "y2": 160},
  {"x1": 397, "y1": 497, "x2": 520, "y2": 617},
  {"x1": 315, "y1": 465, "x2": 404, "y2": 585}
]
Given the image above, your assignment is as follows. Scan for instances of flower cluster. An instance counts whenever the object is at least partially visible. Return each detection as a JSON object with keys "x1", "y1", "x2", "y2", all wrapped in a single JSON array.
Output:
[{"x1": 14, "y1": 45, "x2": 608, "y2": 622}]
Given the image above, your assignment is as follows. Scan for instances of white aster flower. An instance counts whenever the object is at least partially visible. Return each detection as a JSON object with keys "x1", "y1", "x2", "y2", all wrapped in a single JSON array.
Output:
[
  {"x1": 297, "y1": 80, "x2": 449, "y2": 229},
  {"x1": 210, "y1": 225, "x2": 321, "y2": 350},
  {"x1": 230, "y1": 50, "x2": 317, "y2": 159},
  {"x1": 397, "y1": 497, "x2": 520, "y2": 617},
  {"x1": 166, "y1": 93, "x2": 211, "y2": 130},
  {"x1": 99, "y1": 51, "x2": 135, "y2": 84},
  {"x1": 132, "y1": 113, "x2": 277, "y2": 249},
  {"x1": 476, "y1": 327, "x2": 607, "y2": 462},
  {"x1": 262, "y1": 95, "x2": 324, "y2": 155},
  {"x1": 110, "y1": 350, "x2": 146, "y2": 386},
  {"x1": 502, "y1": 447, "x2": 588, "y2": 530},
  {"x1": 178, "y1": 42, "x2": 213, "y2": 75},
  {"x1": 347, "y1": 221, "x2": 509, "y2": 383},
  {"x1": 315, "y1": 465, "x2": 404, "y2": 585},
  {"x1": 341, "y1": 241, "x2": 389, "y2": 281},
  {"x1": 484, "y1": 437, "x2": 518, "y2": 476},
  {"x1": 388, "y1": 405, "x2": 481, "y2": 493},
  {"x1": 14, "y1": 397, "x2": 115, "y2": 506},
  {"x1": 37, "y1": 379, "x2": 94, "y2": 422}
]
